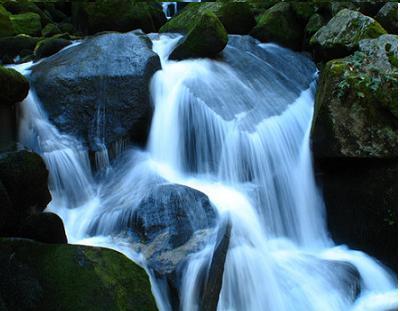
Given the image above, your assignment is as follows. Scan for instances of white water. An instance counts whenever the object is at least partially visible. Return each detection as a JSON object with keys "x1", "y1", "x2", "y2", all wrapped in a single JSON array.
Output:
[{"x1": 15, "y1": 34, "x2": 397, "y2": 311}]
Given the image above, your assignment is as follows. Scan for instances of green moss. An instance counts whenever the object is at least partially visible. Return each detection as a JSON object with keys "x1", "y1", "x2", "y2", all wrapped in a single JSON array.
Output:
[
  {"x1": 0, "y1": 65, "x2": 29, "y2": 105},
  {"x1": 169, "y1": 10, "x2": 228, "y2": 60},
  {"x1": 41, "y1": 23, "x2": 60, "y2": 37},
  {"x1": 10, "y1": 12, "x2": 42, "y2": 36},
  {"x1": 0, "y1": 4, "x2": 14, "y2": 38},
  {"x1": 250, "y1": 2, "x2": 303, "y2": 50},
  {"x1": 0, "y1": 239, "x2": 158, "y2": 311},
  {"x1": 0, "y1": 34, "x2": 39, "y2": 63}
]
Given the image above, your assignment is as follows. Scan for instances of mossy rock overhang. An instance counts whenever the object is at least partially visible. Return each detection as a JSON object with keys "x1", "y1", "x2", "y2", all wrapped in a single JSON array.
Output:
[{"x1": 0, "y1": 238, "x2": 158, "y2": 311}]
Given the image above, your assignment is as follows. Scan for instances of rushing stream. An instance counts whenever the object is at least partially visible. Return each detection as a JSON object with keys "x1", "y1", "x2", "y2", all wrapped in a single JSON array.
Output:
[{"x1": 14, "y1": 34, "x2": 397, "y2": 311}]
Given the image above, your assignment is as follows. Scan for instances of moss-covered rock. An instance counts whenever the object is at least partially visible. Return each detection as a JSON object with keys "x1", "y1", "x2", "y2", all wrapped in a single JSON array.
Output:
[
  {"x1": 10, "y1": 12, "x2": 42, "y2": 36},
  {"x1": 0, "y1": 34, "x2": 39, "y2": 64},
  {"x1": 58, "y1": 22, "x2": 75, "y2": 34},
  {"x1": 250, "y1": 2, "x2": 303, "y2": 51},
  {"x1": 34, "y1": 37, "x2": 71, "y2": 60},
  {"x1": 41, "y1": 22, "x2": 61, "y2": 37},
  {"x1": 18, "y1": 212, "x2": 67, "y2": 244},
  {"x1": 3, "y1": 0, "x2": 52, "y2": 26},
  {"x1": 0, "y1": 65, "x2": 29, "y2": 105},
  {"x1": 304, "y1": 13, "x2": 326, "y2": 50},
  {"x1": 290, "y1": 2, "x2": 318, "y2": 22},
  {"x1": 0, "y1": 238, "x2": 158, "y2": 311},
  {"x1": 73, "y1": 0, "x2": 166, "y2": 35},
  {"x1": 161, "y1": 2, "x2": 255, "y2": 35},
  {"x1": 169, "y1": 10, "x2": 228, "y2": 60},
  {"x1": 312, "y1": 34, "x2": 398, "y2": 159},
  {"x1": 375, "y1": 2, "x2": 398, "y2": 35},
  {"x1": 0, "y1": 4, "x2": 14, "y2": 38},
  {"x1": 310, "y1": 9, "x2": 387, "y2": 61}
]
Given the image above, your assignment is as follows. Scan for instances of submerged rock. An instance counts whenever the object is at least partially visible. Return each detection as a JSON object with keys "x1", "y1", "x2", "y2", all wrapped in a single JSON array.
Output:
[
  {"x1": 250, "y1": 2, "x2": 303, "y2": 50},
  {"x1": 0, "y1": 65, "x2": 29, "y2": 105},
  {"x1": 18, "y1": 212, "x2": 67, "y2": 244},
  {"x1": 30, "y1": 31, "x2": 161, "y2": 151},
  {"x1": 312, "y1": 34, "x2": 397, "y2": 158},
  {"x1": 310, "y1": 9, "x2": 387, "y2": 61},
  {"x1": 0, "y1": 238, "x2": 157, "y2": 310}
]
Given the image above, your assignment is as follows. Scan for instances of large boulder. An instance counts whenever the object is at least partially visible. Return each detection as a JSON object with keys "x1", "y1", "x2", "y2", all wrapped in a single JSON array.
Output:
[
  {"x1": 3, "y1": 0, "x2": 52, "y2": 26},
  {"x1": 312, "y1": 34, "x2": 397, "y2": 159},
  {"x1": 30, "y1": 32, "x2": 161, "y2": 151},
  {"x1": 250, "y1": 2, "x2": 303, "y2": 51},
  {"x1": 72, "y1": 1, "x2": 166, "y2": 35},
  {"x1": 310, "y1": 9, "x2": 387, "y2": 61},
  {"x1": 0, "y1": 65, "x2": 29, "y2": 106},
  {"x1": 0, "y1": 238, "x2": 158, "y2": 311},
  {"x1": 0, "y1": 150, "x2": 51, "y2": 226},
  {"x1": 312, "y1": 34, "x2": 398, "y2": 270},
  {"x1": 10, "y1": 12, "x2": 42, "y2": 37},
  {"x1": 168, "y1": 11, "x2": 228, "y2": 60},
  {"x1": 18, "y1": 212, "x2": 67, "y2": 244},
  {"x1": 375, "y1": 2, "x2": 398, "y2": 35},
  {"x1": 0, "y1": 34, "x2": 39, "y2": 64}
]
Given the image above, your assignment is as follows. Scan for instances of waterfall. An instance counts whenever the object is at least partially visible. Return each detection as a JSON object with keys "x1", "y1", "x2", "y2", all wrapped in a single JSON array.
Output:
[{"x1": 14, "y1": 34, "x2": 397, "y2": 311}]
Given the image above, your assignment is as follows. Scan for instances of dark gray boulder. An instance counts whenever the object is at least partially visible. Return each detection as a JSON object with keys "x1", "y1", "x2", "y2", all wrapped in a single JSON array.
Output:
[
  {"x1": 18, "y1": 212, "x2": 67, "y2": 244},
  {"x1": 30, "y1": 31, "x2": 161, "y2": 152}
]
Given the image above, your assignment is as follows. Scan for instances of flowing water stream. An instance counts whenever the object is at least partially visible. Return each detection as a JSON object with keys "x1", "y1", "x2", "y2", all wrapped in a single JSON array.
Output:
[{"x1": 14, "y1": 34, "x2": 397, "y2": 311}]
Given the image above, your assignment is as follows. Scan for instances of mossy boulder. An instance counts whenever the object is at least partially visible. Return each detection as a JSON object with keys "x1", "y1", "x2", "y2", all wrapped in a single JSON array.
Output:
[
  {"x1": 34, "y1": 37, "x2": 71, "y2": 60},
  {"x1": 160, "y1": 2, "x2": 255, "y2": 35},
  {"x1": 250, "y1": 2, "x2": 303, "y2": 51},
  {"x1": 0, "y1": 238, "x2": 158, "y2": 311},
  {"x1": 375, "y1": 2, "x2": 398, "y2": 34},
  {"x1": 310, "y1": 9, "x2": 387, "y2": 61},
  {"x1": 290, "y1": 2, "x2": 318, "y2": 22},
  {"x1": 41, "y1": 22, "x2": 61, "y2": 37},
  {"x1": 73, "y1": 1, "x2": 166, "y2": 35},
  {"x1": 10, "y1": 12, "x2": 42, "y2": 36},
  {"x1": 0, "y1": 4, "x2": 14, "y2": 38},
  {"x1": 312, "y1": 34, "x2": 398, "y2": 159},
  {"x1": 0, "y1": 65, "x2": 29, "y2": 105},
  {"x1": 0, "y1": 34, "x2": 39, "y2": 64},
  {"x1": 3, "y1": 0, "x2": 52, "y2": 26},
  {"x1": 304, "y1": 13, "x2": 326, "y2": 49},
  {"x1": 169, "y1": 10, "x2": 228, "y2": 60},
  {"x1": 17, "y1": 212, "x2": 67, "y2": 244}
]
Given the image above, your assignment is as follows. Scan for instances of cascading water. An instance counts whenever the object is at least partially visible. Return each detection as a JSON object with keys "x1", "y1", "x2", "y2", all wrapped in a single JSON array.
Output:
[{"x1": 14, "y1": 34, "x2": 397, "y2": 311}]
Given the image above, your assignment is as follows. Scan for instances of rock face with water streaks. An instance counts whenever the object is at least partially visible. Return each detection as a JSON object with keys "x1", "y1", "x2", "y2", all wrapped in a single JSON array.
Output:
[
  {"x1": 0, "y1": 238, "x2": 157, "y2": 311},
  {"x1": 30, "y1": 31, "x2": 161, "y2": 152}
]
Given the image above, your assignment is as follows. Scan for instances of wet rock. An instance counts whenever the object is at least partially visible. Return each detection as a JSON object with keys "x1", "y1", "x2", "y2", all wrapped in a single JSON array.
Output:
[
  {"x1": 41, "y1": 23, "x2": 61, "y2": 37},
  {"x1": 310, "y1": 9, "x2": 387, "y2": 61},
  {"x1": 0, "y1": 65, "x2": 29, "y2": 106},
  {"x1": 0, "y1": 238, "x2": 157, "y2": 310},
  {"x1": 375, "y1": 2, "x2": 398, "y2": 34},
  {"x1": 18, "y1": 212, "x2": 67, "y2": 244},
  {"x1": 200, "y1": 219, "x2": 232, "y2": 311},
  {"x1": 130, "y1": 184, "x2": 217, "y2": 248},
  {"x1": 167, "y1": 10, "x2": 228, "y2": 60},
  {"x1": 34, "y1": 37, "x2": 71, "y2": 60},
  {"x1": 30, "y1": 31, "x2": 161, "y2": 151},
  {"x1": 250, "y1": 2, "x2": 303, "y2": 51},
  {"x1": 312, "y1": 34, "x2": 397, "y2": 158}
]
